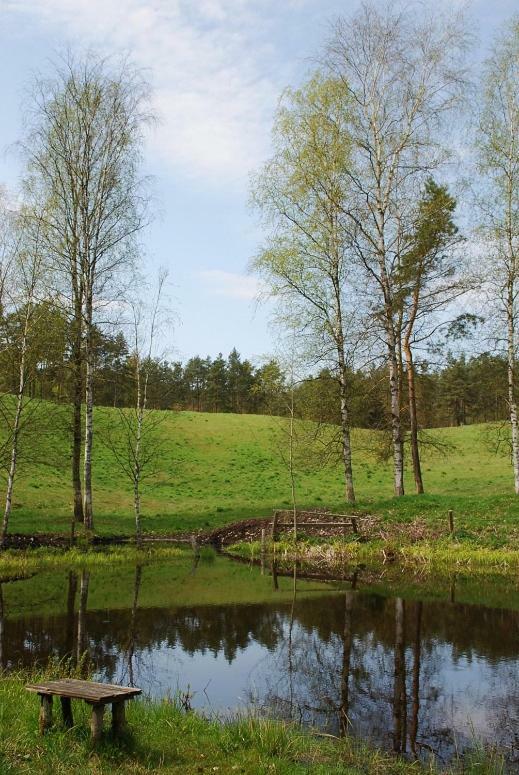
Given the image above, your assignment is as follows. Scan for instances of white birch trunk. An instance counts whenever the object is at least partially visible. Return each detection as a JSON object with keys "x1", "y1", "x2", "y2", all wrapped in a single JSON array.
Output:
[
  {"x1": 83, "y1": 291, "x2": 94, "y2": 530},
  {"x1": 337, "y1": 352, "x2": 356, "y2": 503},
  {"x1": 288, "y1": 381, "x2": 297, "y2": 541},
  {"x1": 507, "y1": 283, "x2": 519, "y2": 494},
  {"x1": 133, "y1": 353, "x2": 143, "y2": 543},
  {"x1": 0, "y1": 307, "x2": 30, "y2": 547}
]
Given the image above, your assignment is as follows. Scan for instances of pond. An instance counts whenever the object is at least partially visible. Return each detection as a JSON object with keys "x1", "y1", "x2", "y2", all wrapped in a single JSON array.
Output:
[{"x1": 1, "y1": 551, "x2": 518, "y2": 766}]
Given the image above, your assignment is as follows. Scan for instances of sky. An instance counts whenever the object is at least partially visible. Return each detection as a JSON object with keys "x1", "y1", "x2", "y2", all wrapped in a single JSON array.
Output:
[{"x1": 0, "y1": 0, "x2": 517, "y2": 365}]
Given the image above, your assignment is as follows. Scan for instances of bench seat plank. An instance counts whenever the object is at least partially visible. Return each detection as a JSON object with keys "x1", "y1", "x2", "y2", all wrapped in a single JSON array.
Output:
[{"x1": 26, "y1": 679, "x2": 141, "y2": 703}]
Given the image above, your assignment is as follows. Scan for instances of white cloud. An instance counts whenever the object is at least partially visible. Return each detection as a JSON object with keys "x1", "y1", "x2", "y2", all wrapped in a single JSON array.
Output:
[
  {"x1": 4, "y1": 0, "x2": 289, "y2": 183},
  {"x1": 197, "y1": 269, "x2": 262, "y2": 300}
]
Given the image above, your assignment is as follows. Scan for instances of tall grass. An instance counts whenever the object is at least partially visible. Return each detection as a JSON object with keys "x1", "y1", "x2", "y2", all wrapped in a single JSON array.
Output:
[{"x1": 0, "y1": 545, "x2": 183, "y2": 578}]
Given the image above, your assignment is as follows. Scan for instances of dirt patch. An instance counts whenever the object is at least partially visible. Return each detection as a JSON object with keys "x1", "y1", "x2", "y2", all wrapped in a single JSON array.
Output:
[
  {"x1": 1, "y1": 533, "x2": 130, "y2": 550},
  {"x1": 1, "y1": 533, "x2": 70, "y2": 549},
  {"x1": 201, "y1": 517, "x2": 273, "y2": 546},
  {"x1": 197, "y1": 512, "x2": 379, "y2": 547},
  {"x1": 0, "y1": 515, "x2": 443, "y2": 552}
]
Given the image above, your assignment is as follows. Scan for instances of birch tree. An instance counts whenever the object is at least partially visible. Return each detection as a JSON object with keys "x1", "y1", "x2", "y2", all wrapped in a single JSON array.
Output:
[
  {"x1": 22, "y1": 53, "x2": 152, "y2": 530},
  {"x1": 476, "y1": 19, "x2": 519, "y2": 493},
  {"x1": 103, "y1": 272, "x2": 168, "y2": 544},
  {"x1": 252, "y1": 74, "x2": 358, "y2": 503},
  {"x1": 326, "y1": 2, "x2": 468, "y2": 495},
  {"x1": 0, "y1": 214, "x2": 45, "y2": 547}
]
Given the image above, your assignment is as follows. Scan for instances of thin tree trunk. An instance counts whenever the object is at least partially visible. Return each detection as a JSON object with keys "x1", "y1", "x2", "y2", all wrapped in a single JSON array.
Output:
[
  {"x1": 127, "y1": 564, "x2": 142, "y2": 686},
  {"x1": 403, "y1": 339, "x2": 424, "y2": 494},
  {"x1": 339, "y1": 590, "x2": 354, "y2": 736},
  {"x1": 70, "y1": 249, "x2": 84, "y2": 528},
  {"x1": 71, "y1": 314, "x2": 84, "y2": 526},
  {"x1": 388, "y1": 338, "x2": 405, "y2": 497},
  {"x1": 377, "y1": 203, "x2": 404, "y2": 496},
  {"x1": 331, "y1": 209, "x2": 355, "y2": 504},
  {"x1": 133, "y1": 355, "x2": 143, "y2": 545},
  {"x1": 77, "y1": 569, "x2": 90, "y2": 673},
  {"x1": 287, "y1": 563, "x2": 297, "y2": 717},
  {"x1": 393, "y1": 597, "x2": 407, "y2": 753},
  {"x1": 83, "y1": 293, "x2": 94, "y2": 530},
  {"x1": 409, "y1": 602, "x2": 422, "y2": 757},
  {"x1": 507, "y1": 281, "x2": 519, "y2": 494},
  {"x1": 337, "y1": 349, "x2": 355, "y2": 503},
  {"x1": 66, "y1": 571, "x2": 78, "y2": 659},
  {"x1": 1, "y1": 313, "x2": 30, "y2": 547},
  {"x1": 288, "y1": 385, "x2": 297, "y2": 541}
]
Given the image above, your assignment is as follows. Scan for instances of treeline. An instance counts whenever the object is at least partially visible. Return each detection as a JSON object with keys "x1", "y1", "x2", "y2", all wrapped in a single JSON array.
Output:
[
  {"x1": 0, "y1": 301, "x2": 507, "y2": 429},
  {"x1": 0, "y1": 306, "x2": 280, "y2": 414},
  {"x1": 297, "y1": 354, "x2": 510, "y2": 431}
]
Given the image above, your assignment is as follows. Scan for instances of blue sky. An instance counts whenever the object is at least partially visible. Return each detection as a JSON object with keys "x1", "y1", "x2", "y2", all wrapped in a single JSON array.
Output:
[{"x1": 0, "y1": 0, "x2": 517, "y2": 364}]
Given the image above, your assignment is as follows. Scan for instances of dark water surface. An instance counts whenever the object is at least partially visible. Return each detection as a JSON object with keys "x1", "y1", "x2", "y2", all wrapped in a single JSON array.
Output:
[{"x1": 1, "y1": 552, "x2": 518, "y2": 765}]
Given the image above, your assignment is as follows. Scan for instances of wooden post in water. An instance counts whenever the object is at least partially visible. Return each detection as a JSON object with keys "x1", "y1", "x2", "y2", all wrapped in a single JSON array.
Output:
[{"x1": 448, "y1": 510, "x2": 454, "y2": 536}]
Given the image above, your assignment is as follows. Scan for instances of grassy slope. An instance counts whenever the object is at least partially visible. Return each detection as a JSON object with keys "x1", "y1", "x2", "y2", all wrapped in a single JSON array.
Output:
[{"x1": 5, "y1": 405, "x2": 519, "y2": 539}]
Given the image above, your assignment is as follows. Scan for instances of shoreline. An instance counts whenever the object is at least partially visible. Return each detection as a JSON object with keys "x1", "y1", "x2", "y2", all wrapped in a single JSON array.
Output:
[{"x1": 0, "y1": 671, "x2": 508, "y2": 774}]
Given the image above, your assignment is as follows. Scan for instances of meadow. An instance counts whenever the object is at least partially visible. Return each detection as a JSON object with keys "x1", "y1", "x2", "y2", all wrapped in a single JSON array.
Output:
[{"x1": 4, "y1": 405, "x2": 519, "y2": 543}]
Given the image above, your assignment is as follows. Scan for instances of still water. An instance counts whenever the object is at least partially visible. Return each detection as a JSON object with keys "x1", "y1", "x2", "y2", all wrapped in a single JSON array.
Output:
[{"x1": 1, "y1": 552, "x2": 518, "y2": 765}]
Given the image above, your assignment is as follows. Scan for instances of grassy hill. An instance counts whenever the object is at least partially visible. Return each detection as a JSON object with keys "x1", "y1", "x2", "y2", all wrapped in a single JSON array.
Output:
[{"x1": 4, "y1": 404, "x2": 519, "y2": 539}]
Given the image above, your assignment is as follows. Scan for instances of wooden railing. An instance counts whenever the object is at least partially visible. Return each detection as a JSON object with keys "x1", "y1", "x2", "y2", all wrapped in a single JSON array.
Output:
[{"x1": 270, "y1": 509, "x2": 365, "y2": 542}]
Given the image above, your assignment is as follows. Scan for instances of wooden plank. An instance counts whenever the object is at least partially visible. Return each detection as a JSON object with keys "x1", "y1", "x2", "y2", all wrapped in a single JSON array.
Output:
[
  {"x1": 26, "y1": 679, "x2": 141, "y2": 703},
  {"x1": 275, "y1": 510, "x2": 369, "y2": 520},
  {"x1": 274, "y1": 522, "x2": 356, "y2": 528}
]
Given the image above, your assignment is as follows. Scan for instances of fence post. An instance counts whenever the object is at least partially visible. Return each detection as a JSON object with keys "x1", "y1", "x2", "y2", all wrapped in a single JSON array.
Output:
[
  {"x1": 271, "y1": 511, "x2": 279, "y2": 543},
  {"x1": 448, "y1": 510, "x2": 454, "y2": 536}
]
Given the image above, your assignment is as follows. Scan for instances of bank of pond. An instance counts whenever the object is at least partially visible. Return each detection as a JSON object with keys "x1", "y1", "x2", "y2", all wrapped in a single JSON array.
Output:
[{"x1": 0, "y1": 550, "x2": 516, "y2": 773}]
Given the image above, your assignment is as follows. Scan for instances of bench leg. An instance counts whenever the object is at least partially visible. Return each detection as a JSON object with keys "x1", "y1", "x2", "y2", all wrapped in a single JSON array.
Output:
[
  {"x1": 111, "y1": 701, "x2": 126, "y2": 737},
  {"x1": 39, "y1": 695, "x2": 53, "y2": 734},
  {"x1": 90, "y1": 704, "x2": 105, "y2": 743},
  {"x1": 60, "y1": 696, "x2": 74, "y2": 728}
]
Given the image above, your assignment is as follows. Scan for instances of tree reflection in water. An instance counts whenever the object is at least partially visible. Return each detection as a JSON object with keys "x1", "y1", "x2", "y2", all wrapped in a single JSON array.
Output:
[
  {"x1": 76, "y1": 569, "x2": 90, "y2": 674},
  {"x1": 1, "y1": 561, "x2": 519, "y2": 766}
]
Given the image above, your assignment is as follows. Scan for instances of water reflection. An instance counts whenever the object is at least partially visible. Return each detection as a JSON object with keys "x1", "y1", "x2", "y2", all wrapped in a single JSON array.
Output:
[{"x1": 1, "y1": 559, "x2": 518, "y2": 765}]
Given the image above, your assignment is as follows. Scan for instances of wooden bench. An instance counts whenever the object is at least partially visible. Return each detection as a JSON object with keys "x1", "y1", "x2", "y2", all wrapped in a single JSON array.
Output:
[{"x1": 26, "y1": 679, "x2": 141, "y2": 742}]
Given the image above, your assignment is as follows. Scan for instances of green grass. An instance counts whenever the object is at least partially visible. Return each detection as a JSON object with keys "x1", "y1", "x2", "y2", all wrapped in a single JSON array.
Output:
[
  {"x1": 1, "y1": 550, "x2": 337, "y2": 619},
  {"x1": 0, "y1": 668, "x2": 506, "y2": 774},
  {"x1": 0, "y1": 546, "x2": 183, "y2": 579},
  {"x1": 3, "y1": 404, "x2": 519, "y2": 544}
]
